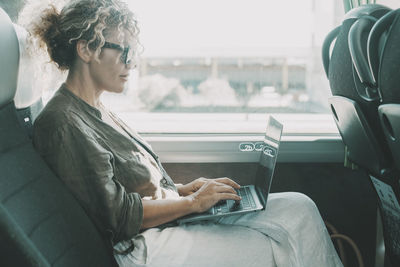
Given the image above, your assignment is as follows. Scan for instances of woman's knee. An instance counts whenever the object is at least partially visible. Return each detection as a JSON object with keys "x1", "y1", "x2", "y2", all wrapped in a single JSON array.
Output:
[
  {"x1": 272, "y1": 192, "x2": 319, "y2": 214},
  {"x1": 291, "y1": 192, "x2": 316, "y2": 205}
]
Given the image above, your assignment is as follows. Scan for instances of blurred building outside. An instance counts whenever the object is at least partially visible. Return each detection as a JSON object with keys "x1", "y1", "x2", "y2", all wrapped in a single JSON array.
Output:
[{"x1": 102, "y1": 0, "x2": 344, "y2": 118}]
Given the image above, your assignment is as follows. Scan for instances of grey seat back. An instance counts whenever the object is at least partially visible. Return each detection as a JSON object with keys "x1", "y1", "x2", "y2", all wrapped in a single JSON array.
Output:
[
  {"x1": 325, "y1": 7, "x2": 400, "y2": 266},
  {"x1": 0, "y1": 7, "x2": 116, "y2": 267},
  {"x1": 370, "y1": 11, "x2": 400, "y2": 264},
  {"x1": 322, "y1": 4, "x2": 393, "y2": 176}
]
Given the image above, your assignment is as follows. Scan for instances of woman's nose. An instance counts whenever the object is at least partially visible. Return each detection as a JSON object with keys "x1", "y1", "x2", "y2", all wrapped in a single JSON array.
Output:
[{"x1": 125, "y1": 61, "x2": 137, "y2": 70}]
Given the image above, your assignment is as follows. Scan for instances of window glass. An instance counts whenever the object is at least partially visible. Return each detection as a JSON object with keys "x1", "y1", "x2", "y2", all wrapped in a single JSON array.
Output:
[
  {"x1": 377, "y1": 0, "x2": 400, "y2": 9},
  {"x1": 0, "y1": 0, "x2": 25, "y2": 22},
  {"x1": 100, "y1": 0, "x2": 345, "y2": 134},
  {"x1": 102, "y1": 0, "x2": 343, "y2": 116}
]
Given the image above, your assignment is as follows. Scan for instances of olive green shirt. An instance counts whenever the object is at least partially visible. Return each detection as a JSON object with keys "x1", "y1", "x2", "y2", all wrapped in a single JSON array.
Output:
[{"x1": 33, "y1": 84, "x2": 178, "y2": 245}]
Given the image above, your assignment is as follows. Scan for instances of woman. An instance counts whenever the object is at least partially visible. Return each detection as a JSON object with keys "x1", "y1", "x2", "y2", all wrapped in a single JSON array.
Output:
[{"x1": 30, "y1": 0, "x2": 342, "y2": 266}]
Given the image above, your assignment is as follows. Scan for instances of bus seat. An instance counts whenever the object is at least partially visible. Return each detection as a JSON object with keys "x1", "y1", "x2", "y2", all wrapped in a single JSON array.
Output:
[
  {"x1": 379, "y1": 105, "x2": 400, "y2": 176},
  {"x1": 368, "y1": 9, "x2": 400, "y2": 104},
  {"x1": 369, "y1": 8, "x2": 400, "y2": 172},
  {"x1": 368, "y1": 9, "x2": 400, "y2": 265},
  {"x1": 0, "y1": 7, "x2": 116, "y2": 267},
  {"x1": 369, "y1": 10, "x2": 400, "y2": 265},
  {"x1": 375, "y1": 105, "x2": 400, "y2": 266},
  {"x1": 324, "y1": 6, "x2": 400, "y2": 266},
  {"x1": 328, "y1": 95, "x2": 390, "y2": 177},
  {"x1": 322, "y1": 4, "x2": 392, "y2": 177},
  {"x1": 12, "y1": 23, "x2": 44, "y2": 138}
]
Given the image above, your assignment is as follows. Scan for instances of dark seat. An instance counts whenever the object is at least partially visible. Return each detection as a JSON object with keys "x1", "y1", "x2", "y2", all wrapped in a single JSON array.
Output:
[
  {"x1": 368, "y1": 8, "x2": 400, "y2": 173},
  {"x1": 367, "y1": 9, "x2": 400, "y2": 265},
  {"x1": 322, "y1": 4, "x2": 392, "y2": 177},
  {"x1": 324, "y1": 5, "x2": 400, "y2": 266},
  {"x1": 0, "y1": 7, "x2": 116, "y2": 267}
]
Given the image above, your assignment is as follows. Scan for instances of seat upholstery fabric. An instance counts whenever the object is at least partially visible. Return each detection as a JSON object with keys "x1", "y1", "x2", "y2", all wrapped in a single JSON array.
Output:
[
  {"x1": 0, "y1": 6, "x2": 116, "y2": 267},
  {"x1": 0, "y1": 101, "x2": 116, "y2": 267}
]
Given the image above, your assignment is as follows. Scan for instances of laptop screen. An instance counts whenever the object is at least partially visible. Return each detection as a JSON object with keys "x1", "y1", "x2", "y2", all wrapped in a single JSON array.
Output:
[{"x1": 254, "y1": 116, "x2": 283, "y2": 208}]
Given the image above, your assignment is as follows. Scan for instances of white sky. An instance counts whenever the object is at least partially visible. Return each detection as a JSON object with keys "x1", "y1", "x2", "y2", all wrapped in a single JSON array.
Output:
[{"x1": 128, "y1": 0, "x2": 322, "y2": 57}]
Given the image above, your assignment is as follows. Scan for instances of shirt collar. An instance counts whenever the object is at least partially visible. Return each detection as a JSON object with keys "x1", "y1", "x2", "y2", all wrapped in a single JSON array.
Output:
[{"x1": 59, "y1": 83, "x2": 102, "y2": 119}]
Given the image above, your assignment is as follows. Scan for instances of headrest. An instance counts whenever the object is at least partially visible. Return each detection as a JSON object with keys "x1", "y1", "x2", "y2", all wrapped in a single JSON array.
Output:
[
  {"x1": 344, "y1": 4, "x2": 390, "y2": 21},
  {"x1": 13, "y1": 24, "x2": 42, "y2": 109},
  {"x1": 0, "y1": 7, "x2": 19, "y2": 109}
]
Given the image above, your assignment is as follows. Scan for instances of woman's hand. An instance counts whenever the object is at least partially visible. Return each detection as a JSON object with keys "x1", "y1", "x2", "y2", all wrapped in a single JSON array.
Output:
[
  {"x1": 141, "y1": 177, "x2": 241, "y2": 228},
  {"x1": 176, "y1": 177, "x2": 207, "y2": 196},
  {"x1": 185, "y1": 178, "x2": 242, "y2": 213},
  {"x1": 177, "y1": 177, "x2": 240, "y2": 196}
]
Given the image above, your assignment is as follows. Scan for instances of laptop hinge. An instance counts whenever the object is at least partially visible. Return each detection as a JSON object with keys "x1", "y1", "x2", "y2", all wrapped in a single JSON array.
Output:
[{"x1": 255, "y1": 186, "x2": 267, "y2": 210}]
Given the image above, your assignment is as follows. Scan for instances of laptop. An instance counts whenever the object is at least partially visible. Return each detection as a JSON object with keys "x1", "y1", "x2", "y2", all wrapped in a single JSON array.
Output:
[{"x1": 177, "y1": 116, "x2": 283, "y2": 224}]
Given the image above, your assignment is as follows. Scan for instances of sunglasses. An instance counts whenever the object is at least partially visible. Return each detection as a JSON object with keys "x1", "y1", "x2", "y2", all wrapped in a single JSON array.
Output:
[{"x1": 102, "y1": 41, "x2": 134, "y2": 65}]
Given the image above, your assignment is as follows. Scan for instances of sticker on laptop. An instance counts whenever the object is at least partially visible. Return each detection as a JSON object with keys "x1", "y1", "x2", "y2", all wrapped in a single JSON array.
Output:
[{"x1": 263, "y1": 145, "x2": 277, "y2": 157}]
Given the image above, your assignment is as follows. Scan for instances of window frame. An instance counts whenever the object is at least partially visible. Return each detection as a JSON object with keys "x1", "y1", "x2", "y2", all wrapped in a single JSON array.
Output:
[
  {"x1": 118, "y1": 111, "x2": 344, "y2": 163},
  {"x1": 143, "y1": 133, "x2": 344, "y2": 163}
]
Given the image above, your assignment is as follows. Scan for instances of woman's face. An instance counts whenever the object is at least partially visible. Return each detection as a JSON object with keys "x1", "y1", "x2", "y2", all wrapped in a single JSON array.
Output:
[{"x1": 89, "y1": 29, "x2": 135, "y2": 94}]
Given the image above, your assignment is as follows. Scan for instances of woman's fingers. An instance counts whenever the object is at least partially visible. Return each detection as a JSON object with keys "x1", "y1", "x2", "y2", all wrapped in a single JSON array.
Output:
[
  {"x1": 214, "y1": 177, "x2": 241, "y2": 189},
  {"x1": 207, "y1": 181, "x2": 241, "y2": 201},
  {"x1": 218, "y1": 192, "x2": 242, "y2": 201},
  {"x1": 214, "y1": 182, "x2": 238, "y2": 195},
  {"x1": 192, "y1": 181, "x2": 242, "y2": 212},
  {"x1": 201, "y1": 180, "x2": 240, "y2": 197}
]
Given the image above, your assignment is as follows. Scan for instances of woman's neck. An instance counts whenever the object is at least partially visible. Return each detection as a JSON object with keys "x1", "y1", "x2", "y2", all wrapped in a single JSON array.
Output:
[{"x1": 65, "y1": 69, "x2": 103, "y2": 109}]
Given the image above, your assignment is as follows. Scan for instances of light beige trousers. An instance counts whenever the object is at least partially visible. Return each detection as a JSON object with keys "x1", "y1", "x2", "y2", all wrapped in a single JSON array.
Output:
[{"x1": 114, "y1": 192, "x2": 343, "y2": 267}]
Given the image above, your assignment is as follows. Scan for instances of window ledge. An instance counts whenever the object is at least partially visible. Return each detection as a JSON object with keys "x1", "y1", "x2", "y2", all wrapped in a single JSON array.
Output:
[{"x1": 143, "y1": 134, "x2": 344, "y2": 163}]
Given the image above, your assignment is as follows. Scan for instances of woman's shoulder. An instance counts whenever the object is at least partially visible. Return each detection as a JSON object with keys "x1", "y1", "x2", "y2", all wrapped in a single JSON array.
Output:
[
  {"x1": 33, "y1": 90, "x2": 95, "y2": 142},
  {"x1": 35, "y1": 92, "x2": 78, "y2": 129}
]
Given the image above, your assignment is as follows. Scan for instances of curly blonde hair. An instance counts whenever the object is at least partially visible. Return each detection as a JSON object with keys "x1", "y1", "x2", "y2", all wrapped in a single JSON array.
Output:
[{"x1": 26, "y1": 0, "x2": 140, "y2": 70}]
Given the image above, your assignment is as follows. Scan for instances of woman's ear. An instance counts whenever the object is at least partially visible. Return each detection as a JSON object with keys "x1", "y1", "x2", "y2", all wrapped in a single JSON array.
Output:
[{"x1": 76, "y1": 40, "x2": 93, "y2": 63}]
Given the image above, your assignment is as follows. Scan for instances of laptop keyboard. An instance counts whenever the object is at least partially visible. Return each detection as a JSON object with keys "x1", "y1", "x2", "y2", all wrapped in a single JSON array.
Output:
[{"x1": 214, "y1": 187, "x2": 256, "y2": 213}]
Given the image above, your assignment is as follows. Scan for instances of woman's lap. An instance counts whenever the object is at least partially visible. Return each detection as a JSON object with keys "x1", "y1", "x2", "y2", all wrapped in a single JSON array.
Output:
[
  {"x1": 115, "y1": 192, "x2": 342, "y2": 267},
  {"x1": 218, "y1": 192, "x2": 343, "y2": 267},
  {"x1": 141, "y1": 222, "x2": 275, "y2": 267}
]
